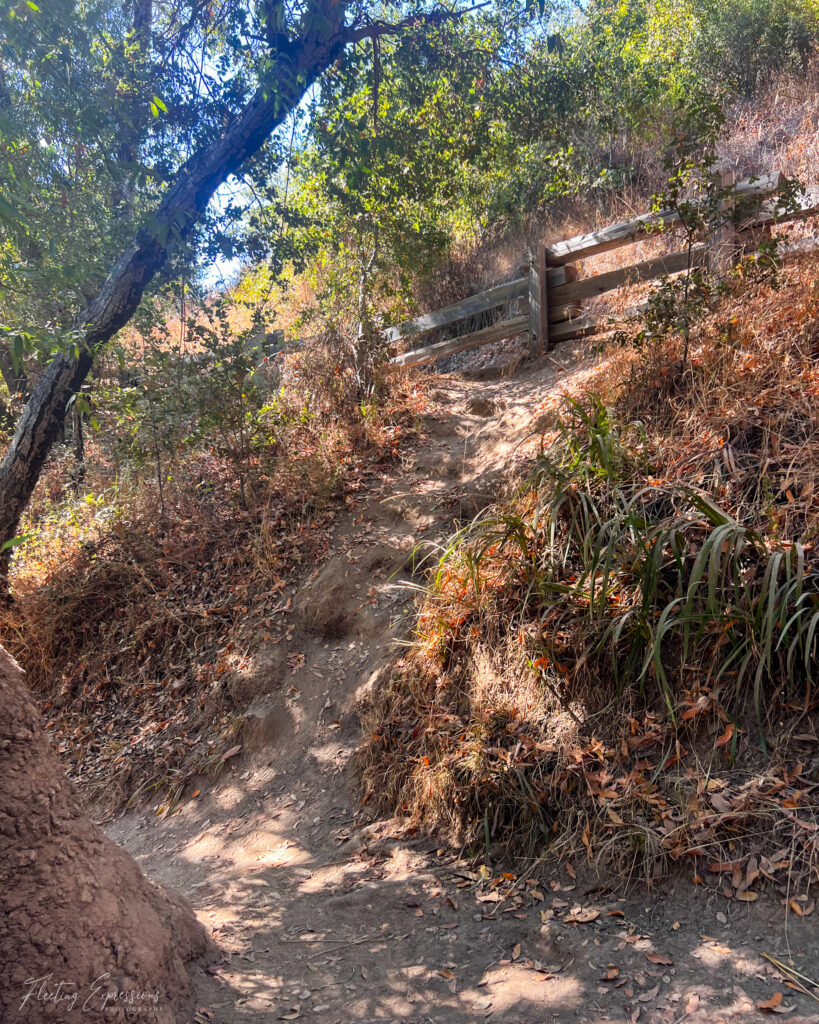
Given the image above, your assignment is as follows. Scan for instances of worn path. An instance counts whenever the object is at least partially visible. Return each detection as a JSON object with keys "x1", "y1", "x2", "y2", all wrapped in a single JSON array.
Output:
[{"x1": 108, "y1": 344, "x2": 819, "y2": 1024}]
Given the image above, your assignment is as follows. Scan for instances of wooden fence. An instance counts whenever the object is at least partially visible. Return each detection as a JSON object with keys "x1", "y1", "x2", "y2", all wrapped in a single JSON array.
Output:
[{"x1": 387, "y1": 172, "x2": 819, "y2": 369}]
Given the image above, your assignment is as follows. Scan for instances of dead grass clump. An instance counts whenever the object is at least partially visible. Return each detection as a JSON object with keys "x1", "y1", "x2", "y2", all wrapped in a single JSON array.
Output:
[
  {"x1": 0, "y1": 474, "x2": 336, "y2": 812},
  {"x1": 361, "y1": 258, "x2": 819, "y2": 893}
]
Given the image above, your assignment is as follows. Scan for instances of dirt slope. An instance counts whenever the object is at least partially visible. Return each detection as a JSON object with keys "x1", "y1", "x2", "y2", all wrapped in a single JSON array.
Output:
[{"x1": 106, "y1": 344, "x2": 819, "y2": 1024}]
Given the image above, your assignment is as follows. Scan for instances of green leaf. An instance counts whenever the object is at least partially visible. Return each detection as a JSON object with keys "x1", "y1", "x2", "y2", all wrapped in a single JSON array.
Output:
[
  {"x1": 0, "y1": 196, "x2": 24, "y2": 227},
  {"x1": 1, "y1": 533, "x2": 34, "y2": 554},
  {"x1": 152, "y1": 95, "x2": 167, "y2": 113}
]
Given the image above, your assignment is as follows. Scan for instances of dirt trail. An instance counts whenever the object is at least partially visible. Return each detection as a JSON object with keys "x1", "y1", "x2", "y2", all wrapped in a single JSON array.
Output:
[{"x1": 107, "y1": 344, "x2": 819, "y2": 1024}]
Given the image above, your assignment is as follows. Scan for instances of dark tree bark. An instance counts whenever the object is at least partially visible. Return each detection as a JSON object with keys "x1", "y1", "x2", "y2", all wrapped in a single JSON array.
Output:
[
  {"x1": 0, "y1": 6, "x2": 352, "y2": 565},
  {"x1": 0, "y1": 645, "x2": 211, "y2": 1022}
]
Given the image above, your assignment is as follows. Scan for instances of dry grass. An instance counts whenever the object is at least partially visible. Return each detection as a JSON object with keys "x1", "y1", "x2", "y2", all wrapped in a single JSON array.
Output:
[{"x1": 359, "y1": 255, "x2": 819, "y2": 896}]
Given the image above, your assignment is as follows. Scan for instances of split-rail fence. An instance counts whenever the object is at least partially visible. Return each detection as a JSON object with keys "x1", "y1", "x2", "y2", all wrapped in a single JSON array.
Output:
[{"x1": 386, "y1": 172, "x2": 819, "y2": 369}]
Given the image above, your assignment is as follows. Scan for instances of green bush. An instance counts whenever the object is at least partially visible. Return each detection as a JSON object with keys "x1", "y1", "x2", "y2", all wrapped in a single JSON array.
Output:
[{"x1": 697, "y1": 0, "x2": 819, "y2": 93}]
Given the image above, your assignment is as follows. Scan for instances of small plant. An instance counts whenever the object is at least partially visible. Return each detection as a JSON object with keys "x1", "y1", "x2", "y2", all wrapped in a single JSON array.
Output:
[{"x1": 635, "y1": 97, "x2": 805, "y2": 367}]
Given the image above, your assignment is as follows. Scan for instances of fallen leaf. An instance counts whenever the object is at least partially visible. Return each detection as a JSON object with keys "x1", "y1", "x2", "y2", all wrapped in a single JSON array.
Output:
[
  {"x1": 221, "y1": 744, "x2": 242, "y2": 761},
  {"x1": 607, "y1": 909, "x2": 625, "y2": 918},
  {"x1": 758, "y1": 992, "x2": 783, "y2": 1012},
  {"x1": 565, "y1": 908, "x2": 599, "y2": 924},
  {"x1": 278, "y1": 1009, "x2": 301, "y2": 1020},
  {"x1": 512, "y1": 944, "x2": 521, "y2": 960},
  {"x1": 438, "y1": 969, "x2": 455, "y2": 980},
  {"x1": 716, "y1": 723, "x2": 735, "y2": 747},
  {"x1": 685, "y1": 994, "x2": 700, "y2": 1014},
  {"x1": 646, "y1": 953, "x2": 673, "y2": 966},
  {"x1": 736, "y1": 891, "x2": 758, "y2": 902},
  {"x1": 565, "y1": 861, "x2": 576, "y2": 880},
  {"x1": 638, "y1": 983, "x2": 660, "y2": 1002}
]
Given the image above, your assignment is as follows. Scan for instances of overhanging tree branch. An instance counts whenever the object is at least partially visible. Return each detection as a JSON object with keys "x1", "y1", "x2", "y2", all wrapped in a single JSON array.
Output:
[
  {"x1": 0, "y1": 0, "x2": 488, "y2": 572},
  {"x1": 344, "y1": 1, "x2": 491, "y2": 43}
]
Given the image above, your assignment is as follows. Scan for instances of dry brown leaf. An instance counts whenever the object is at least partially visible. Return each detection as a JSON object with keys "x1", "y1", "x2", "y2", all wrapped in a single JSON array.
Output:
[
  {"x1": 566, "y1": 908, "x2": 600, "y2": 924},
  {"x1": 716, "y1": 723, "x2": 735, "y2": 747},
  {"x1": 637, "y1": 983, "x2": 660, "y2": 1002},
  {"x1": 708, "y1": 860, "x2": 737, "y2": 873},
  {"x1": 438, "y1": 969, "x2": 455, "y2": 980},
  {"x1": 736, "y1": 891, "x2": 758, "y2": 902},
  {"x1": 758, "y1": 992, "x2": 783, "y2": 1012},
  {"x1": 646, "y1": 953, "x2": 673, "y2": 966},
  {"x1": 512, "y1": 944, "x2": 521, "y2": 961}
]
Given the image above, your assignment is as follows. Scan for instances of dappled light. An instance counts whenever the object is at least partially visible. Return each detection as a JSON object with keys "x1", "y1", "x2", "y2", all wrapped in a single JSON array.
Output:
[{"x1": 3, "y1": 0, "x2": 819, "y2": 1020}]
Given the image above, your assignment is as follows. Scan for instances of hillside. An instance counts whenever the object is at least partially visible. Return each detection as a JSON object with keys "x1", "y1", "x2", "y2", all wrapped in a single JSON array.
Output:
[
  {"x1": 106, "y1": 344, "x2": 819, "y2": 1024},
  {"x1": 4, "y1": 0, "x2": 819, "y2": 1020}
]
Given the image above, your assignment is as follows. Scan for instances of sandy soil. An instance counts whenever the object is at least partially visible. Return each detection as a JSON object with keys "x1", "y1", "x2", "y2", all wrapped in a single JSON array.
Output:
[{"x1": 106, "y1": 344, "x2": 819, "y2": 1024}]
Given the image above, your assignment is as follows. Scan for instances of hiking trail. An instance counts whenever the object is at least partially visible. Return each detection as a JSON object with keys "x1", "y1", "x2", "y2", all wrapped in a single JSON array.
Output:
[{"x1": 107, "y1": 344, "x2": 819, "y2": 1024}]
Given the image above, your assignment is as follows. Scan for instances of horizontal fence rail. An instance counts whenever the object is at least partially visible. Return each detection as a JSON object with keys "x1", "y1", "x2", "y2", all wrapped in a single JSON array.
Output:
[
  {"x1": 389, "y1": 315, "x2": 529, "y2": 367},
  {"x1": 387, "y1": 170, "x2": 819, "y2": 369},
  {"x1": 382, "y1": 278, "x2": 527, "y2": 345}
]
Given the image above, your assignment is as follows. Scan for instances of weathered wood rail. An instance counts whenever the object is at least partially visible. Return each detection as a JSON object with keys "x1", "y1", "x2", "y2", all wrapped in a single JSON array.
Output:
[{"x1": 387, "y1": 171, "x2": 819, "y2": 368}]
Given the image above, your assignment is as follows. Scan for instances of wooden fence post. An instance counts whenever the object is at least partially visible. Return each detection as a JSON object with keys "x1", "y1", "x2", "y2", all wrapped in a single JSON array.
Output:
[
  {"x1": 528, "y1": 244, "x2": 550, "y2": 356},
  {"x1": 709, "y1": 170, "x2": 737, "y2": 281}
]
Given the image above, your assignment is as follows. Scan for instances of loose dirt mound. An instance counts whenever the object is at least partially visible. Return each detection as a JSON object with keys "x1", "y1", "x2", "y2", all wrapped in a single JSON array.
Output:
[{"x1": 0, "y1": 646, "x2": 210, "y2": 1024}]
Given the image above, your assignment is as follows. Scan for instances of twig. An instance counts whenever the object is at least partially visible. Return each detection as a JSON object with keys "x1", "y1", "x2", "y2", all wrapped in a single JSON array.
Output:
[
  {"x1": 306, "y1": 931, "x2": 384, "y2": 958},
  {"x1": 762, "y1": 953, "x2": 819, "y2": 1003}
]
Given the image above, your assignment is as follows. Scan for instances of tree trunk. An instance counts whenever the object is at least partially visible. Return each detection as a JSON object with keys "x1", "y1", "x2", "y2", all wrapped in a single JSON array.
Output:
[
  {"x1": 0, "y1": 645, "x2": 211, "y2": 1023},
  {"x1": 0, "y1": 11, "x2": 350, "y2": 565}
]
